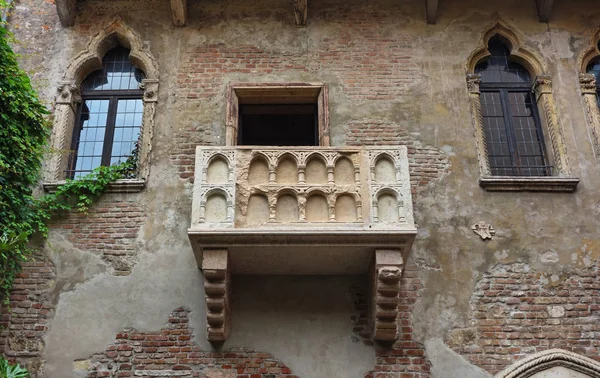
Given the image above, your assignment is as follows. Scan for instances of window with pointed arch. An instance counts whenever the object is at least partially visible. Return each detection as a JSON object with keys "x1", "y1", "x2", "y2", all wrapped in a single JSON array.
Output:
[
  {"x1": 475, "y1": 37, "x2": 550, "y2": 176},
  {"x1": 586, "y1": 47, "x2": 600, "y2": 108},
  {"x1": 67, "y1": 46, "x2": 145, "y2": 179}
]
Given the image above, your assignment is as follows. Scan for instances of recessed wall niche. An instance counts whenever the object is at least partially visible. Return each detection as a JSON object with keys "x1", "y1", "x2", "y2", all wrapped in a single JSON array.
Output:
[
  {"x1": 206, "y1": 157, "x2": 229, "y2": 184},
  {"x1": 377, "y1": 192, "x2": 399, "y2": 223},
  {"x1": 305, "y1": 193, "x2": 329, "y2": 222},
  {"x1": 205, "y1": 193, "x2": 228, "y2": 222},
  {"x1": 374, "y1": 156, "x2": 396, "y2": 183},
  {"x1": 247, "y1": 194, "x2": 269, "y2": 225},
  {"x1": 335, "y1": 194, "x2": 357, "y2": 222},
  {"x1": 305, "y1": 156, "x2": 327, "y2": 184},
  {"x1": 334, "y1": 157, "x2": 355, "y2": 184},
  {"x1": 276, "y1": 156, "x2": 298, "y2": 184},
  {"x1": 248, "y1": 156, "x2": 269, "y2": 185},
  {"x1": 276, "y1": 194, "x2": 299, "y2": 222}
]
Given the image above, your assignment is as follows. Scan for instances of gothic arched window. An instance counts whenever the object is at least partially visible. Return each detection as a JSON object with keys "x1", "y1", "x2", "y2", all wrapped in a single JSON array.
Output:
[
  {"x1": 475, "y1": 37, "x2": 550, "y2": 176},
  {"x1": 586, "y1": 49, "x2": 600, "y2": 108},
  {"x1": 67, "y1": 46, "x2": 145, "y2": 178}
]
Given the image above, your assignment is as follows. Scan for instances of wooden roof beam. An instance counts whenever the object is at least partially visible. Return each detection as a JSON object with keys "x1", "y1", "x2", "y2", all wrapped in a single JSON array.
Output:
[
  {"x1": 425, "y1": 0, "x2": 439, "y2": 24},
  {"x1": 56, "y1": 0, "x2": 77, "y2": 27},
  {"x1": 170, "y1": 0, "x2": 188, "y2": 27},
  {"x1": 535, "y1": 0, "x2": 554, "y2": 23},
  {"x1": 293, "y1": 0, "x2": 307, "y2": 26}
]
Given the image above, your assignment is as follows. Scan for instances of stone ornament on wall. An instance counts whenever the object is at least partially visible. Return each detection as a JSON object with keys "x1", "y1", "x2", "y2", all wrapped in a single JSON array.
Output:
[
  {"x1": 471, "y1": 221, "x2": 495, "y2": 240},
  {"x1": 465, "y1": 20, "x2": 578, "y2": 192},
  {"x1": 45, "y1": 16, "x2": 159, "y2": 184},
  {"x1": 191, "y1": 146, "x2": 414, "y2": 228},
  {"x1": 494, "y1": 349, "x2": 600, "y2": 378}
]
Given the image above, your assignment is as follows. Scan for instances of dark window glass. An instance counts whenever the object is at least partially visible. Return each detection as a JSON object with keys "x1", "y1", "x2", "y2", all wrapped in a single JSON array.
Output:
[
  {"x1": 238, "y1": 104, "x2": 318, "y2": 146},
  {"x1": 82, "y1": 47, "x2": 144, "y2": 91},
  {"x1": 68, "y1": 47, "x2": 145, "y2": 179},
  {"x1": 475, "y1": 37, "x2": 550, "y2": 176},
  {"x1": 586, "y1": 56, "x2": 600, "y2": 108}
]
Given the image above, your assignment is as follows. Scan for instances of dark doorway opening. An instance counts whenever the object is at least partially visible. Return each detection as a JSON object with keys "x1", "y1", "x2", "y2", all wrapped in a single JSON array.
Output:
[{"x1": 238, "y1": 104, "x2": 318, "y2": 146}]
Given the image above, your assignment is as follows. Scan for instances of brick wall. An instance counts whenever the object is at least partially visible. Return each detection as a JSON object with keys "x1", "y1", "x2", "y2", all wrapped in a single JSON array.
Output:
[
  {"x1": 0, "y1": 256, "x2": 56, "y2": 378},
  {"x1": 346, "y1": 119, "x2": 449, "y2": 196},
  {"x1": 83, "y1": 307, "x2": 297, "y2": 378},
  {"x1": 48, "y1": 198, "x2": 147, "y2": 275},
  {"x1": 448, "y1": 261, "x2": 600, "y2": 374},
  {"x1": 352, "y1": 264, "x2": 432, "y2": 378}
]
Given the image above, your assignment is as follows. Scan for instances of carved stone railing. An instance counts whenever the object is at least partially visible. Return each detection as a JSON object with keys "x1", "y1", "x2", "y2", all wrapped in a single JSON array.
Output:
[{"x1": 188, "y1": 146, "x2": 417, "y2": 343}]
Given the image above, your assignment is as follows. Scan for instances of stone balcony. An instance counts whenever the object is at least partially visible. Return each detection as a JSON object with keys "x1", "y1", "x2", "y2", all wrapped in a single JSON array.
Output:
[{"x1": 187, "y1": 146, "x2": 417, "y2": 342}]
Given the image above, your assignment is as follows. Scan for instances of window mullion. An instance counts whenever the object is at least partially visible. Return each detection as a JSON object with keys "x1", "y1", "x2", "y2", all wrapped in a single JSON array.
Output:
[
  {"x1": 499, "y1": 89, "x2": 519, "y2": 176},
  {"x1": 102, "y1": 97, "x2": 118, "y2": 167}
]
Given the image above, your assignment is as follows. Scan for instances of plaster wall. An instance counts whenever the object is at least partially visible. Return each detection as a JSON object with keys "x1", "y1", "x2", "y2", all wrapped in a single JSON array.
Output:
[{"x1": 4, "y1": 0, "x2": 600, "y2": 377}]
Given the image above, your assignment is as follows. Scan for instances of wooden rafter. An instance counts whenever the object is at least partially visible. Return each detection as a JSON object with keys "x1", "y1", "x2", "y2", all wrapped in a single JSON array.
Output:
[
  {"x1": 535, "y1": 0, "x2": 554, "y2": 23},
  {"x1": 170, "y1": 0, "x2": 188, "y2": 27},
  {"x1": 425, "y1": 0, "x2": 439, "y2": 24},
  {"x1": 293, "y1": 0, "x2": 307, "y2": 26},
  {"x1": 55, "y1": 0, "x2": 77, "y2": 27}
]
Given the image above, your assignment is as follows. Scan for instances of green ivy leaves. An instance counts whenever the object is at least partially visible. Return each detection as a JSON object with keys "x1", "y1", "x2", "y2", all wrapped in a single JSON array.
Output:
[{"x1": 0, "y1": 25, "x2": 139, "y2": 304}]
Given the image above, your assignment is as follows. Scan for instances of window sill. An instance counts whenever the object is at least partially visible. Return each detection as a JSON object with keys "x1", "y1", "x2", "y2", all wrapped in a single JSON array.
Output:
[
  {"x1": 479, "y1": 176, "x2": 579, "y2": 192},
  {"x1": 42, "y1": 179, "x2": 146, "y2": 194}
]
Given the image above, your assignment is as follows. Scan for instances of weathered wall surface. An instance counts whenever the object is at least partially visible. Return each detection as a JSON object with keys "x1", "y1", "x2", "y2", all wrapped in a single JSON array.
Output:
[{"x1": 2, "y1": 0, "x2": 600, "y2": 377}]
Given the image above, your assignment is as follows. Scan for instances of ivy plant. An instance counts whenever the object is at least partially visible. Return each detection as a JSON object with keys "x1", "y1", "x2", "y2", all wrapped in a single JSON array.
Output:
[
  {"x1": 0, "y1": 357, "x2": 29, "y2": 378},
  {"x1": 0, "y1": 22, "x2": 139, "y2": 304}
]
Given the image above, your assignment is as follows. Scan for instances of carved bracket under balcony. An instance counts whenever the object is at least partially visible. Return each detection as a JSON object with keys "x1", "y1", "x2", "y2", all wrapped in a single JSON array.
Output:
[
  {"x1": 371, "y1": 250, "x2": 404, "y2": 342},
  {"x1": 189, "y1": 146, "x2": 416, "y2": 342},
  {"x1": 202, "y1": 249, "x2": 230, "y2": 343}
]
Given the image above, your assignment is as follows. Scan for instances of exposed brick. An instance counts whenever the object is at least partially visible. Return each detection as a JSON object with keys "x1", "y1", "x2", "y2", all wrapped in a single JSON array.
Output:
[{"x1": 449, "y1": 262, "x2": 600, "y2": 374}]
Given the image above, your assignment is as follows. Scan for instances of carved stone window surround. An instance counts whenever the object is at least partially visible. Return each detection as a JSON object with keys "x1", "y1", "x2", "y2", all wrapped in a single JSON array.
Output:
[
  {"x1": 226, "y1": 83, "x2": 329, "y2": 146},
  {"x1": 578, "y1": 28, "x2": 600, "y2": 161},
  {"x1": 466, "y1": 22, "x2": 578, "y2": 192},
  {"x1": 43, "y1": 17, "x2": 159, "y2": 193},
  {"x1": 494, "y1": 348, "x2": 600, "y2": 378}
]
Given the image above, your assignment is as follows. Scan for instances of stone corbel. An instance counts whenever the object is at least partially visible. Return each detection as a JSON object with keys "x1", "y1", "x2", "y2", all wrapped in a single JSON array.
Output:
[
  {"x1": 370, "y1": 249, "x2": 404, "y2": 342},
  {"x1": 202, "y1": 249, "x2": 231, "y2": 343},
  {"x1": 44, "y1": 81, "x2": 82, "y2": 181},
  {"x1": 140, "y1": 79, "x2": 159, "y2": 103},
  {"x1": 56, "y1": 81, "x2": 81, "y2": 110}
]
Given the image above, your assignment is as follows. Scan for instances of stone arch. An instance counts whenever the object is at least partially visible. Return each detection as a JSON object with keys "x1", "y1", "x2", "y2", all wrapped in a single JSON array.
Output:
[
  {"x1": 64, "y1": 16, "x2": 159, "y2": 84},
  {"x1": 46, "y1": 17, "x2": 159, "y2": 184},
  {"x1": 578, "y1": 26, "x2": 600, "y2": 73},
  {"x1": 466, "y1": 21, "x2": 546, "y2": 77},
  {"x1": 494, "y1": 349, "x2": 600, "y2": 378}
]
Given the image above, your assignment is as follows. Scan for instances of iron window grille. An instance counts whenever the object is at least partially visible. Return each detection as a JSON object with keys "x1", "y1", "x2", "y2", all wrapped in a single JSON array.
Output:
[
  {"x1": 67, "y1": 46, "x2": 145, "y2": 179},
  {"x1": 476, "y1": 37, "x2": 551, "y2": 177}
]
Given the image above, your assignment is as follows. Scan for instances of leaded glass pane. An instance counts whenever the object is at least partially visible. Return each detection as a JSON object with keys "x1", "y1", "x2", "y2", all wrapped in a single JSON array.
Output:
[
  {"x1": 475, "y1": 38, "x2": 532, "y2": 84},
  {"x1": 82, "y1": 47, "x2": 145, "y2": 91}
]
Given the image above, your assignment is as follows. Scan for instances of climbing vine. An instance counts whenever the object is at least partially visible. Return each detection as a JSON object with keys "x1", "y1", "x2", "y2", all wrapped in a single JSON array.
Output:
[{"x1": 0, "y1": 23, "x2": 138, "y2": 304}]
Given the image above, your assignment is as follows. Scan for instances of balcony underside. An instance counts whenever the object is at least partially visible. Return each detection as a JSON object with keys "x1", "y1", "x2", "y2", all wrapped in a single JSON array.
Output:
[{"x1": 189, "y1": 228, "x2": 416, "y2": 275}]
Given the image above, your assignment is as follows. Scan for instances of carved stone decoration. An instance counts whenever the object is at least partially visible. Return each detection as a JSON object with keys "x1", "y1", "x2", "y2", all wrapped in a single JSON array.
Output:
[
  {"x1": 201, "y1": 249, "x2": 231, "y2": 343},
  {"x1": 471, "y1": 221, "x2": 495, "y2": 240},
  {"x1": 370, "y1": 250, "x2": 404, "y2": 342},
  {"x1": 494, "y1": 348, "x2": 600, "y2": 378},
  {"x1": 580, "y1": 75, "x2": 600, "y2": 159},
  {"x1": 465, "y1": 21, "x2": 578, "y2": 191},
  {"x1": 293, "y1": 0, "x2": 307, "y2": 26},
  {"x1": 44, "y1": 17, "x2": 159, "y2": 184}
]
